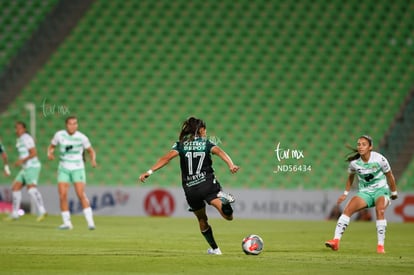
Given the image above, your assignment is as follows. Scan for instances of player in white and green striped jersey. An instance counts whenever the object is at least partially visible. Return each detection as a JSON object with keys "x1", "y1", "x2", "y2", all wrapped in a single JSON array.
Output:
[
  {"x1": 5, "y1": 121, "x2": 47, "y2": 221},
  {"x1": 48, "y1": 116, "x2": 97, "y2": 230},
  {"x1": 325, "y1": 135, "x2": 398, "y2": 254}
]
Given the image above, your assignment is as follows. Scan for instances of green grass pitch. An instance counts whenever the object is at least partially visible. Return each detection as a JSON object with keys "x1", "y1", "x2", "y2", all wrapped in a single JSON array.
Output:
[{"x1": 1, "y1": 214, "x2": 413, "y2": 274}]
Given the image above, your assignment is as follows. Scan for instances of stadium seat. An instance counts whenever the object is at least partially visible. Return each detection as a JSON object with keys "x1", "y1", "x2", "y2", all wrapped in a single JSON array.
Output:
[
  {"x1": 0, "y1": 0, "x2": 58, "y2": 68},
  {"x1": 1, "y1": 0, "x2": 413, "y2": 190}
]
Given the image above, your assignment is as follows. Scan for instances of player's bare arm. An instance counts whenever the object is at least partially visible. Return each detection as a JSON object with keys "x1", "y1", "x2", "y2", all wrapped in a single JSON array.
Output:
[
  {"x1": 2, "y1": 152, "x2": 10, "y2": 176},
  {"x1": 139, "y1": 150, "x2": 179, "y2": 182},
  {"x1": 1, "y1": 152, "x2": 8, "y2": 165},
  {"x1": 385, "y1": 171, "x2": 398, "y2": 200},
  {"x1": 15, "y1": 147, "x2": 37, "y2": 167},
  {"x1": 86, "y1": 147, "x2": 97, "y2": 167},
  {"x1": 211, "y1": 146, "x2": 239, "y2": 174},
  {"x1": 337, "y1": 173, "x2": 354, "y2": 205},
  {"x1": 47, "y1": 144, "x2": 56, "y2": 160}
]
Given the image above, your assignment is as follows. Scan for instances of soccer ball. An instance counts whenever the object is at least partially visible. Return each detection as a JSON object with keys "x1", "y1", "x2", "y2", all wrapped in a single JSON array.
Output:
[{"x1": 241, "y1": 234, "x2": 264, "y2": 255}]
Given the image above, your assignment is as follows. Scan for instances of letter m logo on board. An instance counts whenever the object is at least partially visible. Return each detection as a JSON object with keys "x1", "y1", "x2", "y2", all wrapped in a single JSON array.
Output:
[{"x1": 144, "y1": 189, "x2": 176, "y2": 216}]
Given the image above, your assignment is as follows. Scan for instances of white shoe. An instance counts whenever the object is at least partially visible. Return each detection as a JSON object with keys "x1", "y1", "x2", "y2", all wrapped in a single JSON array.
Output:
[
  {"x1": 207, "y1": 248, "x2": 222, "y2": 255},
  {"x1": 58, "y1": 224, "x2": 73, "y2": 230},
  {"x1": 217, "y1": 191, "x2": 235, "y2": 204},
  {"x1": 88, "y1": 225, "x2": 96, "y2": 230}
]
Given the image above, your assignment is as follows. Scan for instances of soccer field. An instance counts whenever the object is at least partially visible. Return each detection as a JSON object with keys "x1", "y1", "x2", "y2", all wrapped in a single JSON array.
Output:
[{"x1": 1, "y1": 215, "x2": 413, "y2": 274}]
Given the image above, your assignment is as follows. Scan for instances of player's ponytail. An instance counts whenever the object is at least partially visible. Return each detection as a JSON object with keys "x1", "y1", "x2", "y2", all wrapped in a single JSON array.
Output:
[
  {"x1": 179, "y1": 117, "x2": 206, "y2": 143},
  {"x1": 346, "y1": 146, "x2": 360, "y2": 162},
  {"x1": 346, "y1": 135, "x2": 373, "y2": 162}
]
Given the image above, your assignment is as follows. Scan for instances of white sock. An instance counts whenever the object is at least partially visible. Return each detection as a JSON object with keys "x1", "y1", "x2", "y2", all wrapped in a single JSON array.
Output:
[
  {"x1": 83, "y1": 207, "x2": 95, "y2": 227},
  {"x1": 376, "y1": 219, "x2": 387, "y2": 246},
  {"x1": 61, "y1": 211, "x2": 72, "y2": 226},
  {"x1": 334, "y1": 214, "x2": 350, "y2": 240},
  {"x1": 12, "y1": 191, "x2": 22, "y2": 218},
  {"x1": 28, "y1": 188, "x2": 46, "y2": 215}
]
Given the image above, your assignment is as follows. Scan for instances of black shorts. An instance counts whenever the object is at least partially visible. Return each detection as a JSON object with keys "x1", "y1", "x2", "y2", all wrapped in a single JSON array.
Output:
[{"x1": 184, "y1": 177, "x2": 222, "y2": 211}]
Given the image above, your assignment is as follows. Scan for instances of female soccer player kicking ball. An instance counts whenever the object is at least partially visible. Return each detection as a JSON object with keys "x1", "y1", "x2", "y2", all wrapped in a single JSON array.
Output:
[
  {"x1": 325, "y1": 135, "x2": 398, "y2": 254},
  {"x1": 139, "y1": 117, "x2": 239, "y2": 255}
]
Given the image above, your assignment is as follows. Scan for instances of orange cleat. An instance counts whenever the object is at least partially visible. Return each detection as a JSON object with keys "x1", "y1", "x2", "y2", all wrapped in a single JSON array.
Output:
[
  {"x1": 377, "y1": 245, "x2": 385, "y2": 254},
  {"x1": 325, "y1": 239, "x2": 340, "y2": 251}
]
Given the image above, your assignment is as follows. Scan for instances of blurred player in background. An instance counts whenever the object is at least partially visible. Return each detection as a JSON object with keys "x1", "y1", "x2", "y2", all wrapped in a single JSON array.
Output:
[
  {"x1": 0, "y1": 141, "x2": 11, "y2": 176},
  {"x1": 325, "y1": 135, "x2": 398, "y2": 254},
  {"x1": 139, "y1": 116, "x2": 239, "y2": 255},
  {"x1": 48, "y1": 116, "x2": 96, "y2": 230},
  {"x1": 5, "y1": 122, "x2": 47, "y2": 221}
]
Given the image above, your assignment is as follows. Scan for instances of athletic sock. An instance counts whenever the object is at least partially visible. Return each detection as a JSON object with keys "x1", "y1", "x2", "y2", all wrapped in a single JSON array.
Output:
[
  {"x1": 334, "y1": 214, "x2": 350, "y2": 240},
  {"x1": 201, "y1": 226, "x2": 218, "y2": 249},
  {"x1": 12, "y1": 191, "x2": 22, "y2": 218},
  {"x1": 28, "y1": 188, "x2": 46, "y2": 215},
  {"x1": 83, "y1": 207, "x2": 95, "y2": 227},
  {"x1": 376, "y1": 219, "x2": 387, "y2": 246},
  {"x1": 61, "y1": 211, "x2": 72, "y2": 226}
]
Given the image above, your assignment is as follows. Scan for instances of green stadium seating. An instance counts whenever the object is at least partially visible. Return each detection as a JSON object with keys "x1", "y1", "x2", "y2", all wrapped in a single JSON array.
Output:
[
  {"x1": 0, "y1": 0, "x2": 413, "y2": 190},
  {"x1": 0, "y1": 0, "x2": 58, "y2": 69}
]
